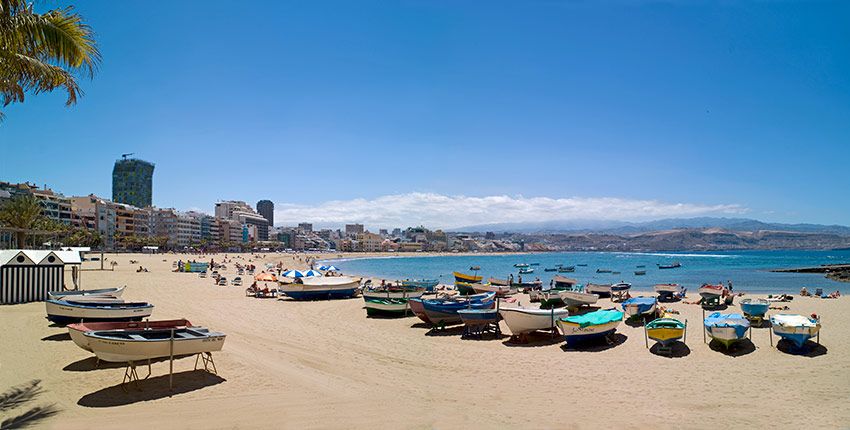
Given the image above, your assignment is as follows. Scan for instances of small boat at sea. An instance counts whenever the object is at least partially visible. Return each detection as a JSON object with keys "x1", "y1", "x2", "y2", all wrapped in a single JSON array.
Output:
[
  {"x1": 413, "y1": 292, "x2": 496, "y2": 326},
  {"x1": 401, "y1": 279, "x2": 439, "y2": 291},
  {"x1": 698, "y1": 284, "x2": 724, "y2": 300},
  {"x1": 453, "y1": 271, "x2": 483, "y2": 284},
  {"x1": 544, "y1": 268, "x2": 558, "y2": 272},
  {"x1": 364, "y1": 298, "x2": 413, "y2": 317},
  {"x1": 558, "y1": 290, "x2": 599, "y2": 308},
  {"x1": 558, "y1": 266, "x2": 576, "y2": 273},
  {"x1": 45, "y1": 299, "x2": 154, "y2": 325},
  {"x1": 68, "y1": 319, "x2": 193, "y2": 352},
  {"x1": 514, "y1": 263, "x2": 529, "y2": 268},
  {"x1": 770, "y1": 314, "x2": 821, "y2": 349},
  {"x1": 48, "y1": 286, "x2": 126, "y2": 300},
  {"x1": 518, "y1": 268, "x2": 534, "y2": 274},
  {"x1": 586, "y1": 283, "x2": 613, "y2": 297},
  {"x1": 654, "y1": 283, "x2": 685, "y2": 299},
  {"x1": 576, "y1": 264, "x2": 588, "y2": 267},
  {"x1": 469, "y1": 266, "x2": 481, "y2": 271},
  {"x1": 529, "y1": 263, "x2": 540, "y2": 266},
  {"x1": 657, "y1": 262, "x2": 682, "y2": 269},
  {"x1": 703, "y1": 312, "x2": 750, "y2": 349},
  {"x1": 557, "y1": 309, "x2": 624, "y2": 347},
  {"x1": 84, "y1": 327, "x2": 226, "y2": 363},
  {"x1": 740, "y1": 298, "x2": 770, "y2": 320},
  {"x1": 621, "y1": 297, "x2": 657, "y2": 319},
  {"x1": 596, "y1": 268, "x2": 612, "y2": 273},
  {"x1": 645, "y1": 316, "x2": 687, "y2": 348},
  {"x1": 499, "y1": 307, "x2": 569, "y2": 336},
  {"x1": 634, "y1": 270, "x2": 646, "y2": 276},
  {"x1": 279, "y1": 276, "x2": 360, "y2": 300},
  {"x1": 636, "y1": 265, "x2": 646, "y2": 268}
]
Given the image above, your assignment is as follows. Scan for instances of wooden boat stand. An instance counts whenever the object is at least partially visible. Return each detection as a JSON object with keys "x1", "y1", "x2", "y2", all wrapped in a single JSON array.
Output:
[
  {"x1": 122, "y1": 359, "x2": 152, "y2": 392},
  {"x1": 701, "y1": 296, "x2": 721, "y2": 309}
]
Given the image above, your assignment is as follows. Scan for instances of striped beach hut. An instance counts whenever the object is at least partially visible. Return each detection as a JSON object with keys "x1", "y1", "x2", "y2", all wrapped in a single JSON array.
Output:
[{"x1": 0, "y1": 250, "x2": 70, "y2": 304}]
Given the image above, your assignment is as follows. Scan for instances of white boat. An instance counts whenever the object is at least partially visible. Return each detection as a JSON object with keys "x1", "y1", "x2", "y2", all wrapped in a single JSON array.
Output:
[
  {"x1": 770, "y1": 314, "x2": 821, "y2": 349},
  {"x1": 558, "y1": 290, "x2": 599, "y2": 308},
  {"x1": 499, "y1": 307, "x2": 569, "y2": 336},
  {"x1": 48, "y1": 286, "x2": 125, "y2": 300},
  {"x1": 279, "y1": 276, "x2": 361, "y2": 300},
  {"x1": 362, "y1": 288, "x2": 425, "y2": 300},
  {"x1": 585, "y1": 283, "x2": 612, "y2": 297},
  {"x1": 471, "y1": 283, "x2": 514, "y2": 297},
  {"x1": 703, "y1": 312, "x2": 750, "y2": 348},
  {"x1": 67, "y1": 319, "x2": 194, "y2": 352},
  {"x1": 58, "y1": 295, "x2": 124, "y2": 304},
  {"x1": 45, "y1": 299, "x2": 154, "y2": 325},
  {"x1": 84, "y1": 327, "x2": 226, "y2": 362}
]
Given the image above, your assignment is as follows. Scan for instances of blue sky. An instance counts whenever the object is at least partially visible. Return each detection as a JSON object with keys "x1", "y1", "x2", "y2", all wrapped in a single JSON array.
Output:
[{"x1": 1, "y1": 1, "x2": 848, "y2": 228}]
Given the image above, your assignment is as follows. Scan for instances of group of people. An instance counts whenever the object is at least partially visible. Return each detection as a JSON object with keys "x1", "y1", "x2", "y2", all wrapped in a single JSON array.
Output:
[{"x1": 800, "y1": 287, "x2": 842, "y2": 298}]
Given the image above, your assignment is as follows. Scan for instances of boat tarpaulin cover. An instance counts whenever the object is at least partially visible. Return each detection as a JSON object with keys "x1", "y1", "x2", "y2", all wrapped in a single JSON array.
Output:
[
  {"x1": 561, "y1": 309, "x2": 623, "y2": 328},
  {"x1": 621, "y1": 297, "x2": 657, "y2": 313},
  {"x1": 703, "y1": 312, "x2": 750, "y2": 337},
  {"x1": 771, "y1": 314, "x2": 818, "y2": 328}
]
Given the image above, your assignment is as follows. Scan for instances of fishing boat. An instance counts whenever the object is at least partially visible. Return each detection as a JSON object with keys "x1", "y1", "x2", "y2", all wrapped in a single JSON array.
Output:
[
  {"x1": 553, "y1": 275, "x2": 578, "y2": 289},
  {"x1": 634, "y1": 270, "x2": 647, "y2": 276},
  {"x1": 576, "y1": 264, "x2": 588, "y2": 267},
  {"x1": 538, "y1": 290, "x2": 566, "y2": 309},
  {"x1": 645, "y1": 316, "x2": 687, "y2": 347},
  {"x1": 362, "y1": 287, "x2": 425, "y2": 301},
  {"x1": 453, "y1": 271, "x2": 483, "y2": 284},
  {"x1": 457, "y1": 308, "x2": 501, "y2": 336},
  {"x1": 654, "y1": 283, "x2": 685, "y2": 299},
  {"x1": 499, "y1": 307, "x2": 569, "y2": 336},
  {"x1": 544, "y1": 268, "x2": 558, "y2": 272},
  {"x1": 636, "y1": 265, "x2": 646, "y2": 268},
  {"x1": 611, "y1": 282, "x2": 632, "y2": 293},
  {"x1": 419, "y1": 292, "x2": 496, "y2": 326},
  {"x1": 698, "y1": 284, "x2": 724, "y2": 299},
  {"x1": 48, "y1": 286, "x2": 126, "y2": 300},
  {"x1": 84, "y1": 327, "x2": 226, "y2": 363},
  {"x1": 513, "y1": 280, "x2": 543, "y2": 292},
  {"x1": 596, "y1": 268, "x2": 612, "y2": 273},
  {"x1": 558, "y1": 266, "x2": 576, "y2": 273},
  {"x1": 364, "y1": 298, "x2": 413, "y2": 317},
  {"x1": 68, "y1": 319, "x2": 193, "y2": 352},
  {"x1": 657, "y1": 262, "x2": 682, "y2": 269},
  {"x1": 400, "y1": 279, "x2": 439, "y2": 291},
  {"x1": 455, "y1": 281, "x2": 480, "y2": 295},
  {"x1": 770, "y1": 314, "x2": 821, "y2": 349},
  {"x1": 279, "y1": 276, "x2": 360, "y2": 300},
  {"x1": 45, "y1": 300, "x2": 154, "y2": 325},
  {"x1": 471, "y1": 283, "x2": 513, "y2": 297},
  {"x1": 585, "y1": 283, "x2": 613, "y2": 297},
  {"x1": 513, "y1": 263, "x2": 529, "y2": 268},
  {"x1": 621, "y1": 297, "x2": 657, "y2": 319},
  {"x1": 557, "y1": 309, "x2": 624, "y2": 347},
  {"x1": 408, "y1": 298, "x2": 431, "y2": 324},
  {"x1": 469, "y1": 266, "x2": 481, "y2": 271},
  {"x1": 488, "y1": 277, "x2": 510, "y2": 286},
  {"x1": 558, "y1": 290, "x2": 599, "y2": 308},
  {"x1": 740, "y1": 298, "x2": 770, "y2": 320},
  {"x1": 703, "y1": 312, "x2": 750, "y2": 348},
  {"x1": 518, "y1": 268, "x2": 534, "y2": 274}
]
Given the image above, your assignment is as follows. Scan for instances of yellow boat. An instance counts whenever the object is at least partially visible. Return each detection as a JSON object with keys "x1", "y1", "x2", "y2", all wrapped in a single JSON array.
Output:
[
  {"x1": 645, "y1": 316, "x2": 686, "y2": 347},
  {"x1": 453, "y1": 271, "x2": 483, "y2": 284}
]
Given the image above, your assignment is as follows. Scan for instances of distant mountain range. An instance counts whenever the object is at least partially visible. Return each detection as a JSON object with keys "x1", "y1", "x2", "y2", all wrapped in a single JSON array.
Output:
[{"x1": 451, "y1": 217, "x2": 850, "y2": 237}]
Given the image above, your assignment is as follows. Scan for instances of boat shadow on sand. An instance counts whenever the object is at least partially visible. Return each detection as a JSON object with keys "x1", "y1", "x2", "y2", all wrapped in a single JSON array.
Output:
[
  {"x1": 77, "y1": 370, "x2": 226, "y2": 408},
  {"x1": 560, "y1": 333, "x2": 628, "y2": 353},
  {"x1": 41, "y1": 332, "x2": 71, "y2": 342},
  {"x1": 502, "y1": 331, "x2": 563, "y2": 348},
  {"x1": 63, "y1": 355, "x2": 196, "y2": 372},
  {"x1": 649, "y1": 342, "x2": 691, "y2": 358},
  {"x1": 776, "y1": 339, "x2": 828, "y2": 357},
  {"x1": 707, "y1": 339, "x2": 756, "y2": 357}
]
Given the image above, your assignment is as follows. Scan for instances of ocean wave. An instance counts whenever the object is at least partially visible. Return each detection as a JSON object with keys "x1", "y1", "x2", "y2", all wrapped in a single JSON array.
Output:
[{"x1": 614, "y1": 252, "x2": 739, "y2": 259}]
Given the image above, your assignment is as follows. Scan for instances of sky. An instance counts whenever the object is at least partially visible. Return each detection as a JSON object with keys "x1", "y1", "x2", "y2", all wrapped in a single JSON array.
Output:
[{"x1": 1, "y1": 1, "x2": 848, "y2": 229}]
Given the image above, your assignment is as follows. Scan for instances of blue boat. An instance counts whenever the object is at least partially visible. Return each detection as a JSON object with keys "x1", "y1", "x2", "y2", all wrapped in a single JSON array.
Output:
[
  {"x1": 401, "y1": 279, "x2": 439, "y2": 291},
  {"x1": 556, "y1": 309, "x2": 624, "y2": 347},
  {"x1": 420, "y1": 292, "x2": 496, "y2": 326},
  {"x1": 621, "y1": 297, "x2": 657, "y2": 319},
  {"x1": 770, "y1": 314, "x2": 821, "y2": 350},
  {"x1": 740, "y1": 298, "x2": 770, "y2": 319},
  {"x1": 704, "y1": 312, "x2": 750, "y2": 348},
  {"x1": 45, "y1": 299, "x2": 154, "y2": 325}
]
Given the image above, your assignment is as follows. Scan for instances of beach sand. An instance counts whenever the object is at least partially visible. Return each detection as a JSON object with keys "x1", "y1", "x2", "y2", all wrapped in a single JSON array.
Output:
[{"x1": 1, "y1": 252, "x2": 849, "y2": 429}]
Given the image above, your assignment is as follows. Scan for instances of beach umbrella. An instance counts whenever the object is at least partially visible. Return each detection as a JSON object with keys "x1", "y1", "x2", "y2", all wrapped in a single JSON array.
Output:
[
  {"x1": 324, "y1": 265, "x2": 339, "y2": 272},
  {"x1": 303, "y1": 269, "x2": 323, "y2": 277},
  {"x1": 317, "y1": 265, "x2": 330, "y2": 271},
  {"x1": 282, "y1": 270, "x2": 305, "y2": 278},
  {"x1": 254, "y1": 273, "x2": 277, "y2": 282}
]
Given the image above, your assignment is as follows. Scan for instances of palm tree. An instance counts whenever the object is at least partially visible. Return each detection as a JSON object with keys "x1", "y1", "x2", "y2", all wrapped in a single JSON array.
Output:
[
  {"x1": 0, "y1": 194, "x2": 43, "y2": 247},
  {"x1": 0, "y1": 0, "x2": 100, "y2": 121},
  {"x1": 0, "y1": 380, "x2": 59, "y2": 428}
]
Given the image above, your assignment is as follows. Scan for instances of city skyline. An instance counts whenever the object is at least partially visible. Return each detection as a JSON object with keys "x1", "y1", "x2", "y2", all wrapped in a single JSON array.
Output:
[{"x1": 1, "y1": 1, "x2": 848, "y2": 226}]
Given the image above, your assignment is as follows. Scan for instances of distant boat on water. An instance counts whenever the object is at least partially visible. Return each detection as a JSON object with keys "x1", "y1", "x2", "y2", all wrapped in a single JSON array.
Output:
[
  {"x1": 518, "y1": 268, "x2": 534, "y2": 274},
  {"x1": 657, "y1": 262, "x2": 682, "y2": 269},
  {"x1": 634, "y1": 270, "x2": 647, "y2": 276},
  {"x1": 596, "y1": 268, "x2": 612, "y2": 273},
  {"x1": 558, "y1": 266, "x2": 575, "y2": 273},
  {"x1": 544, "y1": 268, "x2": 558, "y2": 272}
]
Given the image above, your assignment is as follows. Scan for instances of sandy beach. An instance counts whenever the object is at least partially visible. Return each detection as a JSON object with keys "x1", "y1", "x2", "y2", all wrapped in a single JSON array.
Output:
[{"x1": 1, "y1": 252, "x2": 849, "y2": 429}]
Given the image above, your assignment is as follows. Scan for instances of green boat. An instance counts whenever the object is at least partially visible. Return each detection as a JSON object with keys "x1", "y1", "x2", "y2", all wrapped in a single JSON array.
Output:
[
  {"x1": 364, "y1": 298, "x2": 412, "y2": 317},
  {"x1": 455, "y1": 281, "x2": 479, "y2": 295}
]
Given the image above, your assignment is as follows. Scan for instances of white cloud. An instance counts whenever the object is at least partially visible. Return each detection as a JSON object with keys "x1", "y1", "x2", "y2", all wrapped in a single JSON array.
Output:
[{"x1": 273, "y1": 192, "x2": 747, "y2": 229}]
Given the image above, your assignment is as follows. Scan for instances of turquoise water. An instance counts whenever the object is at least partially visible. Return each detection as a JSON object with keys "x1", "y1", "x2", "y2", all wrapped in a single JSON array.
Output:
[{"x1": 326, "y1": 250, "x2": 850, "y2": 294}]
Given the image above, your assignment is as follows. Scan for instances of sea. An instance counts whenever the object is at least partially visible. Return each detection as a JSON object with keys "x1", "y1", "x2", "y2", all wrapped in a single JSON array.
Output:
[{"x1": 324, "y1": 250, "x2": 850, "y2": 294}]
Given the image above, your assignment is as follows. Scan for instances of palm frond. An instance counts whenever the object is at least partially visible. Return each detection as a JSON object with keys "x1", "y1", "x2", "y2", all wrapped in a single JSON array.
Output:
[
  {"x1": 0, "y1": 404, "x2": 60, "y2": 429},
  {"x1": 0, "y1": 380, "x2": 42, "y2": 413}
]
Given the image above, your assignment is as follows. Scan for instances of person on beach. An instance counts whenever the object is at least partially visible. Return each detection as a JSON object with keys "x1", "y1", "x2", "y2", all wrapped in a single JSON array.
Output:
[
  {"x1": 800, "y1": 287, "x2": 810, "y2": 296},
  {"x1": 728, "y1": 280, "x2": 733, "y2": 293}
]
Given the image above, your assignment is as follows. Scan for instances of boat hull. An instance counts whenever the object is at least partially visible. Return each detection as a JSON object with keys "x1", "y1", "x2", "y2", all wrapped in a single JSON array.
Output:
[
  {"x1": 362, "y1": 290, "x2": 424, "y2": 300},
  {"x1": 558, "y1": 291, "x2": 599, "y2": 308},
  {"x1": 699, "y1": 285, "x2": 723, "y2": 299},
  {"x1": 499, "y1": 308, "x2": 569, "y2": 335},
  {"x1": 453, "y1": 272, "x2": 482, "y2": 283},
  {"x1": 740, "y1": 299, "x2": 770, "y2": 318},
  {"x1": 67, "y1": 319, "x2": 193, "y2": 352},
  {"x1": 85, "y1": 330, "x2": 226, "y2": 362},
  {"x1": 705, "y1": 326, "x2": 746, "y2": 348},
  {"x1": 408, "y1": 299, "x2": 431, "y2": 324},
  {"x1": 45, "y1": 300, "x2": 153, "y2": 326},
  {"x1": 557, "y1": 320, "x2": 621, "y2": 347},
  {"x1": 645, "y1": 318, "x2": 686, "y2": 347},
  {"x1": 400, "y1": 279, "x2": 438, "y2": 291},
  {"x1": 364, "y1": 299, "x2": 411, "y2": 317},
  {"x1": 585, "y1": 284, "x2": 612, "y2": 297},
  {"x1": 771, "y1": 315, "x2": 821, "y2": 349},
  {"x1": 280, "y1": 277, "x2": 360, "y2": 300},
  {"x1": 48, "y1": 286, "x2": 125, "y2": 300}
]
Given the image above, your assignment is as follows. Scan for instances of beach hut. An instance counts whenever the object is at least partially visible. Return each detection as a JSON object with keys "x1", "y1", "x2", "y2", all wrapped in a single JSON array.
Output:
[{"x1": 0, "y1": 250, "x2": 70, "y2": 304}]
